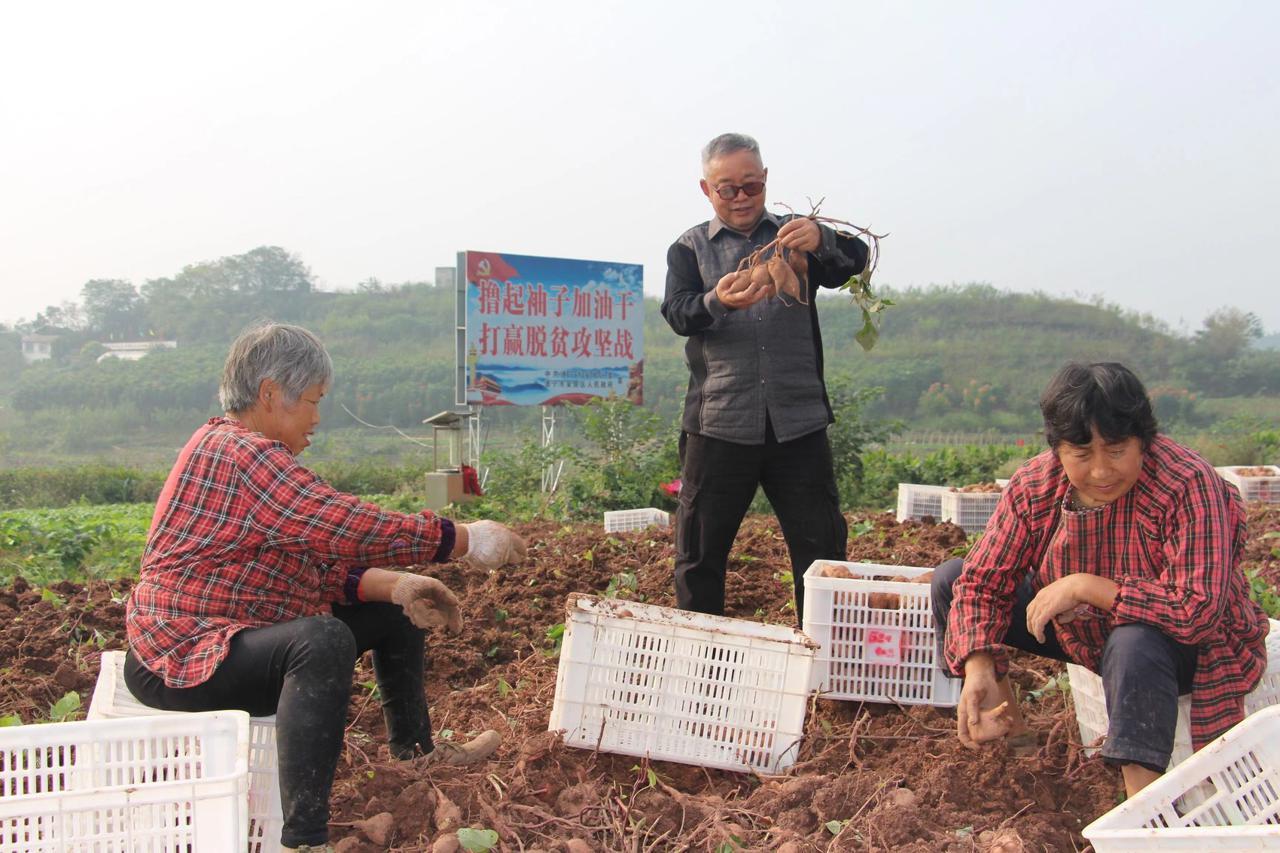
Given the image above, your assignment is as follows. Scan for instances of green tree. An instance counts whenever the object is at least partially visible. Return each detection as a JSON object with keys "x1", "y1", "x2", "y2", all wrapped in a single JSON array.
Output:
[
  {"x1": 1194, "y1": 307, "x2": 1263, "y2": 364},
  {"x1": 81, "y1": 279, "x2": 142, "y2": 341},
  {"x1": 1182, "y1": 308, "x2": 1267, "y2": 394}
]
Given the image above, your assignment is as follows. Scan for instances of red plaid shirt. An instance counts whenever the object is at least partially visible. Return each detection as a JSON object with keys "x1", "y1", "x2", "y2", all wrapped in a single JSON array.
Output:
[
  {"x1": 945, "y1": 435, "x2": 1268, "y2": 748},
  {"x1": 127, "y1": 417, "x2": 455, "y2": 688}
]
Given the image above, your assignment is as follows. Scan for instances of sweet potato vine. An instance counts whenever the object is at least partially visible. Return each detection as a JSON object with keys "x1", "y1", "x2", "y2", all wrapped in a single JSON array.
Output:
[{"x1": 732, "y1": 199, "x2": 890, "y2": 350}]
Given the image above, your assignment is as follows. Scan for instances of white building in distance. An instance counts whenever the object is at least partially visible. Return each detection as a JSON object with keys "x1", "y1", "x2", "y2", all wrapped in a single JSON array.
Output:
[
  {"x1": 97, "y1": 340, "x2": 178, "y2": 363},
  {"x1": 20, "y1": 334, "x2": 58, "y2": 363}
]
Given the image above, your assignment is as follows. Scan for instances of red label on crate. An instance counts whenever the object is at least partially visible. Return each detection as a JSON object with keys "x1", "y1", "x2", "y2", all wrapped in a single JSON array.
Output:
[{"x1": 865, "y1": 628, "x2": 904, "y2": 665}]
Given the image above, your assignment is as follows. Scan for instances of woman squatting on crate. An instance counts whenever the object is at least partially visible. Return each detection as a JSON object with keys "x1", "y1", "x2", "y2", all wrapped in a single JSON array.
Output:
[
  {"x1": 124, "y1": 323, "x2": 527, "y2": 853},
  {"x1": 932, "y1": 361, "x2": 1268, "y2": 797}
]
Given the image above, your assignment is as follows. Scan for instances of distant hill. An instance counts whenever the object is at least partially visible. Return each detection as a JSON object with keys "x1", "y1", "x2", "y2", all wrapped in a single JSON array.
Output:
[{"x1": 4, "y1": 265, "x2": 1277, "y2": 466}]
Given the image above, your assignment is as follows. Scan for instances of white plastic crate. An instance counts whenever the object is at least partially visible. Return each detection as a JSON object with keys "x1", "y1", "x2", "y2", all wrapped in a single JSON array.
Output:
[
  {"x1": 895, "y1": 484, "x2": 950, "y2": 523},
  {"x1": 1083, "y1": 704, "x2": 1280, "y2": 852},
  {"x1": 548, "y1": 594, "x2": 816, "y2": 773},
  {"x1": 0, "y1": 711, "x2": 249, "y2": 853},
  {"x1": 603, "y1": 508, "x2": 671, "y2": 533},
  {"x1": 801, "y1": 561, "x2": 961, "y2": 707},
  {"x1": 89, "y1": 650, "x2": 282, "y2": 853},
  {"x1": 939, "y1": 488, "x2": 1003, "y2": 535},
  {"x1": 1068, "y1": 619, "x2": 1280, "y2": 770},
  {"x1": 1216, "y1": 465, "x2": 1280, "y2": 503}
]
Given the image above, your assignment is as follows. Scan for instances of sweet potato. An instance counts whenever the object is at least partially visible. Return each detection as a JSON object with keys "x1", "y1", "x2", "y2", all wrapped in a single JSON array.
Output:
[
  {"x1": 968, "y1": 700, "x2": 1015, "y2": 743},
  {"x1": 724, "y1": 269, "x2": 753, "y2": 294},
  {"x1": 867, "y1": 591, "x2": 901, "y2": 609},
  {"x1": 817, "y1": 562, "x2": 854, "y2": 579},
  {"x1": 767, "y1": 254, "x2": 801, "y2": 301},
  {"x1": 749, "y1": 261, "x2": 774, "y2": 296},
  {"x1": 788, "y1": 250, "x2": 808, "y2": 282}
]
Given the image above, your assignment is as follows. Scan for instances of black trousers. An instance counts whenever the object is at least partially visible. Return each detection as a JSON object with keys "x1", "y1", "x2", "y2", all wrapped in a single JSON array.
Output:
[
  {"x1": 932, "y1": 558, "x2": 1197, "y2": 772},
  {"x1": 125, "y1": 602, "x2": 432, "y2": 848},
  {"x1": 674, "y1": 425, "x2": 847, "y2": 624}
]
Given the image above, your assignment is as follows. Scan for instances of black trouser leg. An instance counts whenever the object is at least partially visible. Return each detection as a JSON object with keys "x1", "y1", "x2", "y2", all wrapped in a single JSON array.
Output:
[
  {"x1": 1100, "y1": 623, "x2": 1197, "y2": 772},
  {"x1": 674, "y1": 432, "x2": 761, "y2": 615},
  {"x1": 125, "y1": 613, "x2": 366, "y2": 848},
  {"x1": 332, "y1": 601, "x2": 434, "y2": 757},
  {"x1": 760, "y1": 427, "x2": 847, "y2": 624}
]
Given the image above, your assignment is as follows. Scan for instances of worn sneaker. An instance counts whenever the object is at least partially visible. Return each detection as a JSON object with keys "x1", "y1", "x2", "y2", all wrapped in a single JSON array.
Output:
[
  {"x1": 425, "y1": 729, "x2": 501, "y2": 766},
  {"x1": 281, "y1": 845, "x2": 336, "y2": 852}
]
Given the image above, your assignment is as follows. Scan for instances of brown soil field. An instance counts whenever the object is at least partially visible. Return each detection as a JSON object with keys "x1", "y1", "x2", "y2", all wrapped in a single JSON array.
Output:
[{"x1": 2, "y1": 505, "x2": 1277, "y2": 852}]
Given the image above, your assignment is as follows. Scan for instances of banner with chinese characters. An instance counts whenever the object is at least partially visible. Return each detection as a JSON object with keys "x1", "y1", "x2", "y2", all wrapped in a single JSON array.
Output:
[{"x1": 463, "y1": 251, "x2": 644, "y2": 407}]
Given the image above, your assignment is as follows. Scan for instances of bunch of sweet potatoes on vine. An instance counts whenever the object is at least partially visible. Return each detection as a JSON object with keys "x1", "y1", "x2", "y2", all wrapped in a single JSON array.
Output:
[{"x1": 721, "y1": 201, "x2": 890, "y2": 351}]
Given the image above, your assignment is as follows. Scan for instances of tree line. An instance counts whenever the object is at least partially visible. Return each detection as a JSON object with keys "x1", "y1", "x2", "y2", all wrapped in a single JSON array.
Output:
[{"x1": 1, "y1": 246, "x2": 1277, "y2": 465}]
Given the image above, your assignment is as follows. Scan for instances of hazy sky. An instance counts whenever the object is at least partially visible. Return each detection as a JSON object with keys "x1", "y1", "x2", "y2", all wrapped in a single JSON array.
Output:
[{"x1": 2, "y1": 1, "x2": 1276, "y2": 334}]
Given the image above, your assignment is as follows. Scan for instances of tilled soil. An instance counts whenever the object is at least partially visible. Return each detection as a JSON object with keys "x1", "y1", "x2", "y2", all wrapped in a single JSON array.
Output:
[{"x1": 2, "y1": 505, "x2": 1278, "y2": 852}]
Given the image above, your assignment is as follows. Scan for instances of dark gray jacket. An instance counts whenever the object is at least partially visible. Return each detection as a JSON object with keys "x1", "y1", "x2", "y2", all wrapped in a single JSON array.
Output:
[{"x1": 661, "y1": 211, "x2": 868, "y2": 444}]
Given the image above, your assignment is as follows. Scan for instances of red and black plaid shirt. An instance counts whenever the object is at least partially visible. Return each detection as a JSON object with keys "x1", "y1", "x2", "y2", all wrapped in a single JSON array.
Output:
[
  {"x1": 127, "y1": 417, "x2": 454, "y2": 688},
  {"x1": 945, "y1": 434, "x2": 1268, "y2": 748}
]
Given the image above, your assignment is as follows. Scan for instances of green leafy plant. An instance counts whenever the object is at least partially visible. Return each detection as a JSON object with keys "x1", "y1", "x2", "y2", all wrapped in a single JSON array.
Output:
[
  {"x1": 49, "y1": 691, "x2": 81, "y2": 723},
  {"x1": 544, "y1": 622, "x2": 565, "y2": 657},
  {"x1": 1247, "y1": 568, "x2": 1280, "y2": 620},
  {"x1": 850, "y1": 519, "x2": 876, "y2": 538},
  {"x1": 0, "y1": 714, "x2": 22, "y2": 727},
  {"x1": 630, "y1": 761, "x2": 660, "y2": 789},
  {"x1": 1025, "y1": 672, "x2": 1070, "y2": 702},
  {"x1": 603, "y1": 571, "x2": 637, "y2": 599},
  {"x1": 457, "y1": 827, "x2": 499, "y2": 851}
]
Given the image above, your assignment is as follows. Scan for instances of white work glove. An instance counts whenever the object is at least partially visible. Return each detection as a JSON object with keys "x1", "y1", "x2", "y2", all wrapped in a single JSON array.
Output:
[
  {"x1": 390, "y1": 573, "x2": 462, "y2": 633},
  {"x1": 460, "y1": 520, "x2": 527, "y2": 571}
]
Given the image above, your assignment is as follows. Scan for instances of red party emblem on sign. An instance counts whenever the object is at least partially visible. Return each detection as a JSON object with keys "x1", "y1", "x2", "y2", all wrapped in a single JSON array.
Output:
[{"x1": 864, "y1": 628, "x2": 905, "y2": 665}]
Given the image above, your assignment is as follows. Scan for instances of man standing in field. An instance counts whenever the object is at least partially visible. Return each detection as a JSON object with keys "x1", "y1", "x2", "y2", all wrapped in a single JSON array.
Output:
[{"x1": 661, "y1": 132, "x2": 868, "y2": 622}]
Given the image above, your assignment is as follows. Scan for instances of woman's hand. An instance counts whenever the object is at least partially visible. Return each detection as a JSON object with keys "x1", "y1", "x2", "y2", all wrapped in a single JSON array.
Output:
[
  {"x1": 957, "y1": 653, "x2": 1013, "y2": 748},
  {"x1": 1026, "y1": 574, "x2": 1118, "y2": 643},
  {"x1": 459, "y1": 520, "x2": 527, "y2": 571},
  {"x1": 390, "y1": 573, "x2": 462, "y2": 633}
]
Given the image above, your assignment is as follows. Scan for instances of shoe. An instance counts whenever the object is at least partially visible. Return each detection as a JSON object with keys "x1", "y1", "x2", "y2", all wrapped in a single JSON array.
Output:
[
  {"x1": 282, "y1": 845, "x2": 335, "y2": 852},
  {"x1": 425, "y1": 729, "x2": 501, "y2": 766}
]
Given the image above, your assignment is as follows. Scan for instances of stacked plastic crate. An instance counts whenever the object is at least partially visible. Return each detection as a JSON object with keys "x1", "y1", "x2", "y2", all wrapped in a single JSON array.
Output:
[
  {"x1": 0, "y1": 711, "x2": 249, "y2": 852},
  {"x1": 895, "y1": 484, "x2": 951, "y2": 523},
  {"x1": 89, "y1": 650, "x2": 282, "y2": 853},
  {"x1": 603, "y1": 508, "x2": 671, "y2": 533},
  {"x1": 1216, "y1": 465, "x2": 1280, "y2": 503},
  {"x1": 939, "y1": 486, "x2": 1003, "y2": 535}
]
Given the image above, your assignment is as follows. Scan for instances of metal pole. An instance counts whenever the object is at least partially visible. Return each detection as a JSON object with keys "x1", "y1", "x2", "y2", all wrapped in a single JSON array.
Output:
[{"x1": 541, "y1": 405, "x2": 564, "y2": 492}]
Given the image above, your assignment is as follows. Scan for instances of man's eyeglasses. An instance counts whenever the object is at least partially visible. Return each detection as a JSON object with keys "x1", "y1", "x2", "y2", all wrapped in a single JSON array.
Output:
[{"x1": 710, "y1": 181, "x2": 765, "y2": 200}]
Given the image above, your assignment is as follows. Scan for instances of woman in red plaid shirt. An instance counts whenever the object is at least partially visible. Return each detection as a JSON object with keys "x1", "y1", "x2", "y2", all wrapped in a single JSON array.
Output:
[
  {"x1": 933, "y1": 362, "x2": 1268, "y2": 797},
  {"x1": 124, "y1": 323, "x2": 526, "y2": 853}
]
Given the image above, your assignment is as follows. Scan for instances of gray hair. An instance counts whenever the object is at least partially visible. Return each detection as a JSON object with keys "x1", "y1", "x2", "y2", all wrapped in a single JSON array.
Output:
[
  {"x1": 701, "y1": 133, "x2": 762, "y2": 173},
  {"x1": 219, "y1": 323, "x2": 334, "y2": 413}
]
